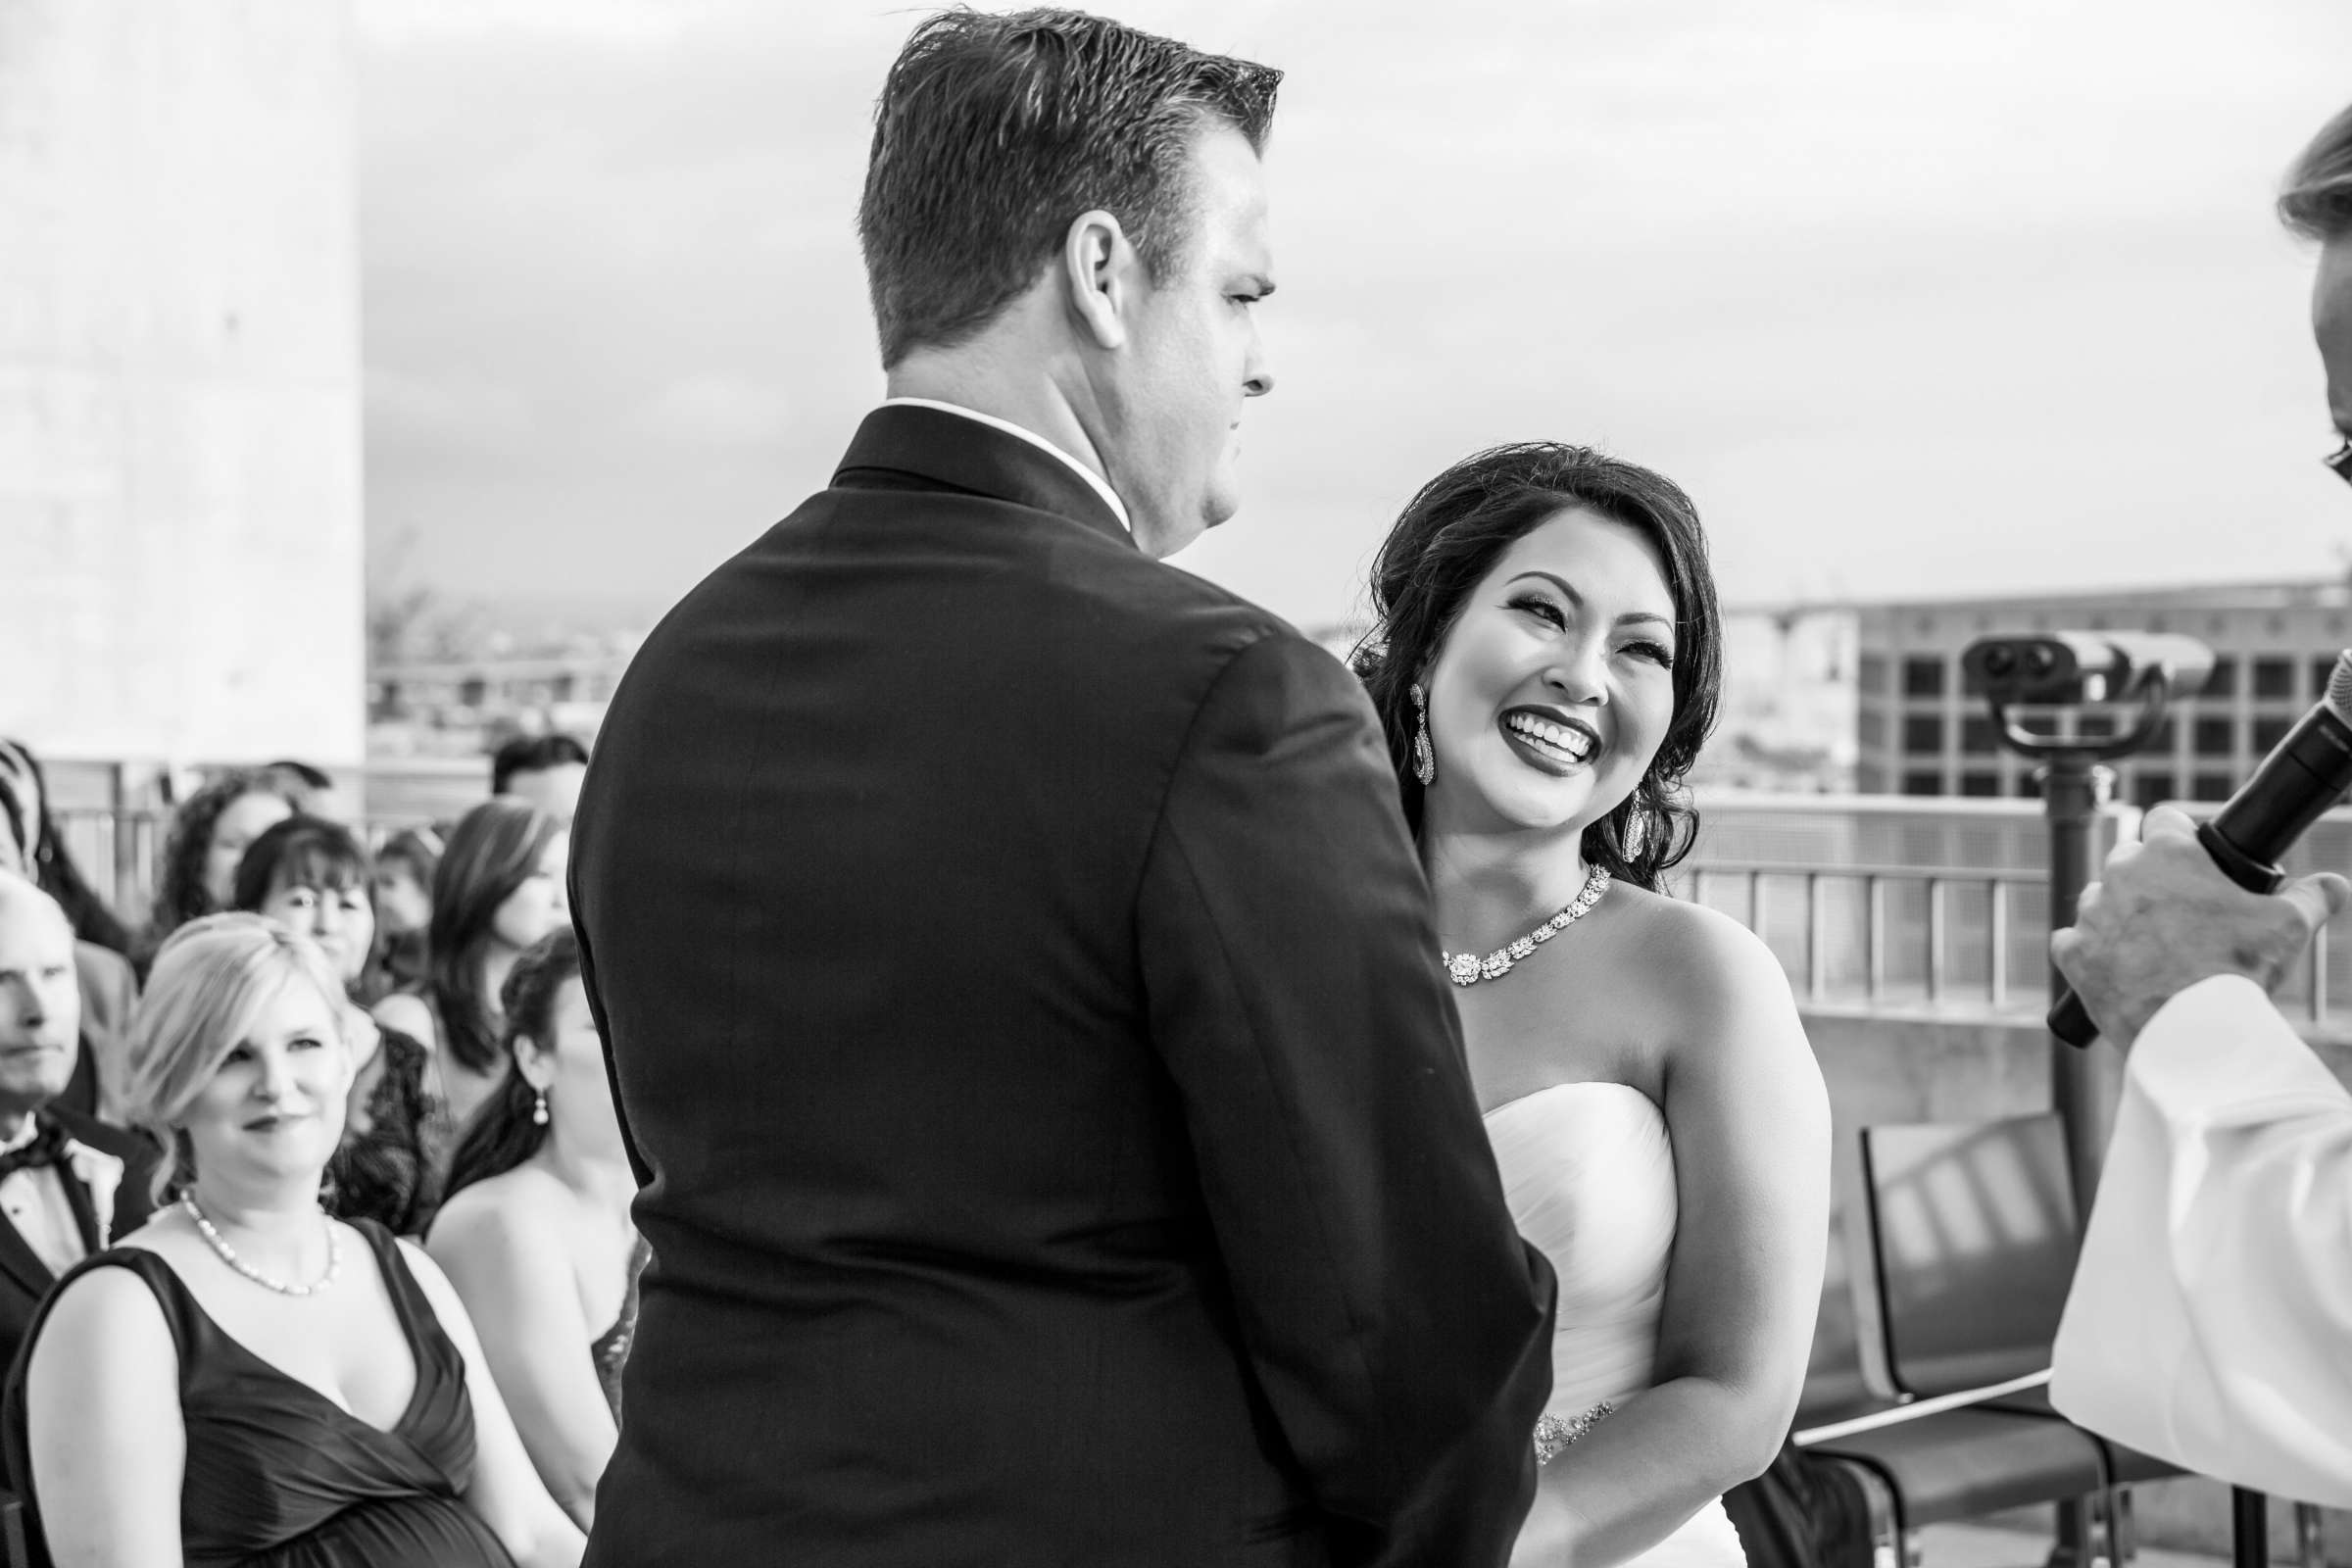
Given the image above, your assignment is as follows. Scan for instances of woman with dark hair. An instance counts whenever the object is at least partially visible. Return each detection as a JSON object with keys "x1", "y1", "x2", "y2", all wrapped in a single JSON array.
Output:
[
  {"x1": 0, "y1": 737, "x2": 133, "y2": 956},
  {"x1": 427, "y1": 928, "x2": 643, "y2": 1530},
  {"x1": 370, "y1": 824, "x2": 441, "y2": 995},
  {"x1": 232, "y1": 814, "x2": 448, "y2": 1236},
  {"x1": 137, "y1": 767, "x2": 299, "y2": 972},
  {"x1": 373, "y1": 799, "x2": 567, "y2": 1152},
  {"x1": 1353, "y1": 443, "x2": 1829, "y2": 1568}
]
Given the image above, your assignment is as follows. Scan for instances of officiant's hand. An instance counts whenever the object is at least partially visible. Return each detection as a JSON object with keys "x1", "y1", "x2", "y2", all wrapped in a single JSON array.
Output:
[{"x1": 2051, "y1": 806, "x2": 2350, "y2": 1050}]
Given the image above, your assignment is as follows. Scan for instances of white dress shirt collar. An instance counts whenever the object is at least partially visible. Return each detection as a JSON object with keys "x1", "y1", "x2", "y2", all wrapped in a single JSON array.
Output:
[
  {"x1": 878, "y1": 397, "x2": 1131, "y2": 533},
  {"x1": 0, "y1": 1114, "x2": 40, "y2": 1156}
]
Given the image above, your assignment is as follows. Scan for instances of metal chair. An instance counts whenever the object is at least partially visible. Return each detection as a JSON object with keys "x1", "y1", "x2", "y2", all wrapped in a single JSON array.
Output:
[
  {"x1": 1855, "y1": 1114, "x2": 2326, "y2": 1568},
  {"x1": 1794, "y1": 1115, "x2": 2115, "y2": 1568}
]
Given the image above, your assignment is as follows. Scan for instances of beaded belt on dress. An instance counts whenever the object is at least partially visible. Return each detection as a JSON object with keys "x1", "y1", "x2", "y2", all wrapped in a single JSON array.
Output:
[{"x1": 1534, "y1": 1400, "x2": 1614, "y2": 1465}]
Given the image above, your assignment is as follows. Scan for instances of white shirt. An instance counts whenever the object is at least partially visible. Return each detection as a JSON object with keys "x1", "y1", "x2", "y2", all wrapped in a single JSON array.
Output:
[
  {"x1": 2049, "y1": 974, "x2": 2352, "y2": 1506},
  {"x1": 0, "y1": 1117, "x2": 86, "y2": 1280},
  {"x1": 878, "y1": 397, "x2": 1131, "y2": 532}
]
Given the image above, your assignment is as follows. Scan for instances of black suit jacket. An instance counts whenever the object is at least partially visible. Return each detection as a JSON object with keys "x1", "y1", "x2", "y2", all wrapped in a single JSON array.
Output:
[
  {"x1": 570, "y1": 406, "x2": 1556, "y2": 1567},
  {"x1": 0, "y1": 1106, "x2": 159, "y2": 1433}
]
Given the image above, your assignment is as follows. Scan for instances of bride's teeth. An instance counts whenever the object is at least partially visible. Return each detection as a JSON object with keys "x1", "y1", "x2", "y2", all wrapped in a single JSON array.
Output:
[{"x1": 1506, "y1": 713, "x2": 1591, "y2": 760}]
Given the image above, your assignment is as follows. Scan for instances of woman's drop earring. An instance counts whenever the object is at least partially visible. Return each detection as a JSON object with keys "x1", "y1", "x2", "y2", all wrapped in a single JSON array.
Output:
[
  {"x1": 532, "y1": 1086, "x2": 550, "y2": 1127},
  {"x1": 1410, "y1": 684, "x2": 1437, "y2": 787}
]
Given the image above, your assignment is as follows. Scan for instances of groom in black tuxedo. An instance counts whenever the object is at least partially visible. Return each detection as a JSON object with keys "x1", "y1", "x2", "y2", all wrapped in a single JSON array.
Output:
[
  {"x1": 0, "y1": 873, "x2": 157, "y2": 1484},
  {"x1": 570, "y1": 12, "x2": 1555, "y2": 1564}
]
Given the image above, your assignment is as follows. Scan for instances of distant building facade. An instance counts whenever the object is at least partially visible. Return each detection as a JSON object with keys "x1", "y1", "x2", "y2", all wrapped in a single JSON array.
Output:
[{"x1": 1855, "y1": 578, "x2": 2352, "y2": 803}]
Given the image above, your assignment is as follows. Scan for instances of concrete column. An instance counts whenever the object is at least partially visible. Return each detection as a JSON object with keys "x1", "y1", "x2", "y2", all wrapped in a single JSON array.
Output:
[{"x1": 0, "y1": 0, "x2": 362, "y2": 766}]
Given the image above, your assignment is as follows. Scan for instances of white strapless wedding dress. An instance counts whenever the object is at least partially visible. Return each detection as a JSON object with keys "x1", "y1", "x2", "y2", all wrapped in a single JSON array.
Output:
[{"x1": 1485, "y1": 1081, "x2": 1746, "y2": 1568}]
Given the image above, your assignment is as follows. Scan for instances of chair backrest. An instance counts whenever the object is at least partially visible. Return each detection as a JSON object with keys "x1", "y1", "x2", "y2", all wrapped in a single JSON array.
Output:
[{"x1": 1857, "y1": 1113, "x2": 2079, "y2": 1398}]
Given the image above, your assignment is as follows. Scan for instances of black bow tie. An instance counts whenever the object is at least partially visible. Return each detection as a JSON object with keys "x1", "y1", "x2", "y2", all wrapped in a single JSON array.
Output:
[{"x1": 0, "y1": 1118, "x2": 72, "y2": 1182}]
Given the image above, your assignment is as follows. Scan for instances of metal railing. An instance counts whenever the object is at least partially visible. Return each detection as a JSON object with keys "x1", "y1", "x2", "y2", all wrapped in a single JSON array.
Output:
[
  {"x1": 1688, "y1": 859, "x2": 2050, "y2": 1015},
  {"x1": 39, "y1": 787, "x2": 2352, "y2": 1035}
]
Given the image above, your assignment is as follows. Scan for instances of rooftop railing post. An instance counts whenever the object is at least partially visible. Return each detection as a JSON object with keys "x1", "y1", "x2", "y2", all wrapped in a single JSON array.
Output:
[
  {"x1": 1805, "y1": 872, "x2": 1828, "y2": 1004},
  {"x1": 2040, "y1": 757, "x2": 2124, "y2": 1214}
]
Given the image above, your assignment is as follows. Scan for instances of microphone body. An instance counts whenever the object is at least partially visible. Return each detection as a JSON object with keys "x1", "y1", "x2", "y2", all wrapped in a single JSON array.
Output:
[{"x1": 2049, "y1": 653, "x2": 2352, "y2": 1047}]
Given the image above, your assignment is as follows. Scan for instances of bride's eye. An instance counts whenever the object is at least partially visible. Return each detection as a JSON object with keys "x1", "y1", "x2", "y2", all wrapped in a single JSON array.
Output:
[{"x1": 1508, "y1": 594, "x2": 1566, "y2": 629}]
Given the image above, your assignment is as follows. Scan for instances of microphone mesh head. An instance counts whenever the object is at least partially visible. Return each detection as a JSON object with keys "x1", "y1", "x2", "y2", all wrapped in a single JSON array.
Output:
[{"x1": 2328, "y1": 652, "x2": 2352, "y2": 719}]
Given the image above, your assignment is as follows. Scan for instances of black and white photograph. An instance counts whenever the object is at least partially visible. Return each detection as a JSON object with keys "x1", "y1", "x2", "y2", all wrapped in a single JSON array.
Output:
[{"x1": 3, "y1": 2, "x2": 2351, "y2": 1564}]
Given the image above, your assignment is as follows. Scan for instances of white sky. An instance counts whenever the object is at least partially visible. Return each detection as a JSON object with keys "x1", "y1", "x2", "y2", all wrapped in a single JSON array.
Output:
[{"x1": 357, "y1": 0, "x2": 2352, "y2": 632}]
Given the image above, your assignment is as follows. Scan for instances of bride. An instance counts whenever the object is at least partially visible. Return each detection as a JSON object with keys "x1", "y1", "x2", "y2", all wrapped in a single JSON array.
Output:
[{"x1": 1355, "y1": 443, "x2": 1831, "y2": 1568}]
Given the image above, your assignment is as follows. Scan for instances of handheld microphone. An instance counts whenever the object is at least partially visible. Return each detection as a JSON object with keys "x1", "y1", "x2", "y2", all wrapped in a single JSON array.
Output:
[{"x1": 2050, "y1": 649, "x2": 2352, "y2": 1047}]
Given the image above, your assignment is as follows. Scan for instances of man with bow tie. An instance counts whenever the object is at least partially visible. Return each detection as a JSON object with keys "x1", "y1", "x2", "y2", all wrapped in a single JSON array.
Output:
[{"x1": 0, "y1": 871, "x2": 156, "y2": 1459}]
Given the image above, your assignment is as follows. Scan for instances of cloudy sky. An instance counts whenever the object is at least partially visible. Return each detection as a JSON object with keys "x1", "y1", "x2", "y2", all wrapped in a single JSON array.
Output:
[{"x1": 358, "y1": 0, "x2": 2352, "y2": 634}]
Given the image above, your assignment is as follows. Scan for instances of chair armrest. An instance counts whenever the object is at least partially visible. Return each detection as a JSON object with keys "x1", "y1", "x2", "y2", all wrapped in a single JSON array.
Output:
[{"x1": 1794, "y1": 1370, "x2": 2054, "y2": 1446}]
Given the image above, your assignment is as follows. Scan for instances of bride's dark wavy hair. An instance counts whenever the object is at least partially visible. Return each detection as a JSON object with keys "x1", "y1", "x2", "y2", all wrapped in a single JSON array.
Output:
[{"x1": 1350, "y1": 442, "x2": 1723, "y2": 892}]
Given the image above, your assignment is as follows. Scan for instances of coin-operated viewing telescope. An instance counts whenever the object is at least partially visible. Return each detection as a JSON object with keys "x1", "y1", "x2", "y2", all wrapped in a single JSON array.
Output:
[
  {"x1": 1958, "y1": 630, "x2": 2215, "y2": 1215},
  {"x1": 1962, "y1": 631, "x2": 2216, "y2": 754}
]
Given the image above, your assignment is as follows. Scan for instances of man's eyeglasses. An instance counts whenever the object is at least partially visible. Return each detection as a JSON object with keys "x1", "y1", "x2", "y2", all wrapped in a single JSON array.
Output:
[{"x1": 2330, "y1": 437, "x2": 2352, "y2": 487}]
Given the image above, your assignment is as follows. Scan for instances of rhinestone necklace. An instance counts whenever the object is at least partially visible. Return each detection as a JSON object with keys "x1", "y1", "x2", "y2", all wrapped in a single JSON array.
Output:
[
  {"x1": 1443, "y1": 866, "x2": 1612, "y2": 987},
  {"x1": 181, "y1": 1195, "x2": 341, "y2": 1298}
]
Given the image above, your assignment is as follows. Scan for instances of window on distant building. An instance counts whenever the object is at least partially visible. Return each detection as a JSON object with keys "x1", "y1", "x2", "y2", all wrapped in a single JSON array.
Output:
[
  {"x1": 1902, "y1": 656, "x2": 1945, "y2": 698},
  {"x1": 1901, "y1": 770, "x2": 1943, "y2": 797},
  {"x1": 1859, "y1": 710, "x2": 1886, "y2": 749},
  {"x1": 2194, "y1": 716, "x2": 2235, "y2": 757},
  {"x1": 1903, "y1": 714, "x2": 1944, "y2": 755},
  {"x1": 2132, "y1": 771, "x2": 2177, "y2": 808},
  {"x1": 1856, "y1": 761, "x2": 1887, "y2": 793},
  {"x1": 2204, "y1": 658, "x2": 2238, "y2": 699},
  {"x1": 1961, "y1": 715, "x2": 1999, "y2": 755},
  {"x1": 2253, "y1": 658, "x2": 2293, "y2": 700},
  {"x1": 2253, "y1": 715, "x2": 2292, "y2": 754},
  {"x1": 1858, "y1": 653, "x2": 1888, "y2": 696},
  {"x1": 2193, "y1": 772, "x2": 2233, "y2": 802},
  {"x1": 2148, "y1": 716, "x2": 2178, "y2": 753},
  {"x1": 2014, "y1": 773, "x2": 2041, "y2": 800},
  {"x1": 1958, "y1": 771, "x2": 2000, "y2": 797}
]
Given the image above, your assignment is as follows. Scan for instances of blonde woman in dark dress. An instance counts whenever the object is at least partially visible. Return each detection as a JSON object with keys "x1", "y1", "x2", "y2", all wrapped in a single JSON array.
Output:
[
  {"x1": 428, "y1": 929, "x2": 644, "y2": 1532},
  {"x1": 3, "y1": 914, "x2": 581, "y2": 1567}
]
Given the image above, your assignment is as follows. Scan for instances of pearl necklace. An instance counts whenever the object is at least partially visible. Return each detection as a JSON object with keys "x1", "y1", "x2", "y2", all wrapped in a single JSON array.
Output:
[
  {"x1": 181, "y1": 1195, "x2": 340, "y2": 1298},
  {"x1": 1443, "y1": 867, "x2": 1612, "y2": 987}
]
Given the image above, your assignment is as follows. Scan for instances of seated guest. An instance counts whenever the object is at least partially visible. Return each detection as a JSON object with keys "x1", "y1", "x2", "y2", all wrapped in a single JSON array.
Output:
[
  {"x1": 233, "y1": 815, "x2": 447, "y2": 1236},
  {"x1": 368, "y1": 824, "x2": 441, "y2": 996},
  {"x1": 491, "y1": 734, "x2": 590, "y2": 825},
  {"x1": 0, "y1": 871, "x2": 158, "y2": 1434},
  {"x1": 2, "y1": 913, "x2": 583, "y2": 1566},
  {"x1": 136, "y1": 768, "x2": 299, "y2": 973},
  {"x1": 427, "y1": 929, "x2": 644, "y2": 1530},
  {"x1": 0, "y1": 737, "x2": 133, "y2": 956},
  {"x1": 1, "y1": 779, "x2": 136, "y2": 1125},
  {"x1": 374, "y1": 800, "x2": 568, "y2": 1147}
]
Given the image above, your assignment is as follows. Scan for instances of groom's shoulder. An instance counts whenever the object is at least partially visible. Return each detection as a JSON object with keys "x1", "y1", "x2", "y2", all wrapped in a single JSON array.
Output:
[{"x1": 1076, "y1": 550, "x2": 1360, "y2": 699}]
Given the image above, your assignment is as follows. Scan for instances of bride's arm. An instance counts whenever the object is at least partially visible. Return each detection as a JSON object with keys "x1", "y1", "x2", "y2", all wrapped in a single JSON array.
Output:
[{"x1": 1518, "y1": 908, "x2": 1832, "y2": 1568}]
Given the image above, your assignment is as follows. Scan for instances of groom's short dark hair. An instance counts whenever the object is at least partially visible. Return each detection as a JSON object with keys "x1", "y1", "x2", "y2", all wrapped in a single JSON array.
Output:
[
  {"x1": 858, "y1": 9, "x2": 1280, "y2": 369},
  {"x1": 2281, "y1": 100, "x2": 2352, "y2": 242}
]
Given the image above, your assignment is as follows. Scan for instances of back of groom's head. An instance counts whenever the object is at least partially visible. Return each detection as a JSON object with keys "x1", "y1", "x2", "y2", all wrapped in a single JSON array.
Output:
[{"x1": 858, "y1": 8, "x2": 1281, "y2": 370}]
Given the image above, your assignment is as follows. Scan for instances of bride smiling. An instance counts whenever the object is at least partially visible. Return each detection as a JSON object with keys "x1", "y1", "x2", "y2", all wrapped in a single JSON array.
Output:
[{"x1": 1354, "y1": 443, "x2": 1831, "y2": 1568}]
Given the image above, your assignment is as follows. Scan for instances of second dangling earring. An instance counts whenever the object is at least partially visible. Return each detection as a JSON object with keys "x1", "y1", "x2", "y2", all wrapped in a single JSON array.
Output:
[
  {"x1": 1410, "y1": 684, "x2": 1437, "y2": 786},
  {"x1": 531, "y1": 1086, "x2": 550, "y2": 1127}
]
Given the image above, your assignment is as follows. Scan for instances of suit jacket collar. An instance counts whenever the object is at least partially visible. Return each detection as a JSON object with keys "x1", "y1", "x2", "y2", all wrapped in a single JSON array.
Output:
[{"x1": 834, "y1": 404, "x2": 1134, "y2": 548}]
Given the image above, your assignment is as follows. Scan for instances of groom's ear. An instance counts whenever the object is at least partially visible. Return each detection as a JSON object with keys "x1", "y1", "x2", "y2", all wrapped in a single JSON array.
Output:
[{"x1": 1061, "y1": 210, "x2": 1137, "y2": 351}]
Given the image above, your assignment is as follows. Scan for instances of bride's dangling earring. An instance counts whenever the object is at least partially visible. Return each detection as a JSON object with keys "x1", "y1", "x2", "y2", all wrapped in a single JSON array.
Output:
[
  {"x1": 1622, "y1": 802, "x2": 1649, "y2": 859},
  {"x1": 1411, "y1": 684, "x2": 1437, "y2": 786}
]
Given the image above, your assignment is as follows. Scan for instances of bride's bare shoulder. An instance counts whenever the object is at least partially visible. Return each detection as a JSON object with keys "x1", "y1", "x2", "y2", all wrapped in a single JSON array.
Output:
[{"x1": 1599, "y1": 880, "x2": 1800, "y2": 1024}]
